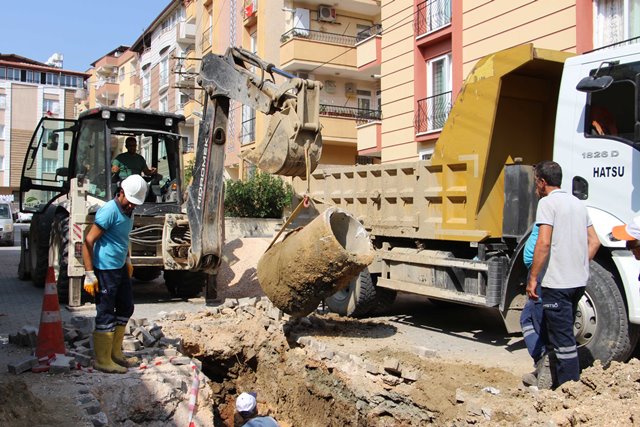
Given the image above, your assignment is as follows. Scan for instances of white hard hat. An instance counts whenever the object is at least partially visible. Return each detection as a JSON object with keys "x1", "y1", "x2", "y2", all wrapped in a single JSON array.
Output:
[
  {"x1": 235, "y1": 392, "x2": 257, "y2": 413},
  {"x1": 121, "y1": 175, "x2": 148, "y2": 205}
]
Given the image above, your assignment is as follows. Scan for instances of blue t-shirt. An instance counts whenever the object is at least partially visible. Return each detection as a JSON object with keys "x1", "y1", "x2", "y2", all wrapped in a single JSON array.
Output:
[
  {"x1": 93, "y1": 199, "x2": 133, "y2": 270},
  {"x1": 523, "y1": 224, "x2": 539, "y2": 269},
  {"x1": 243, "y1": 416, "x2": 279, "y2": 427}
]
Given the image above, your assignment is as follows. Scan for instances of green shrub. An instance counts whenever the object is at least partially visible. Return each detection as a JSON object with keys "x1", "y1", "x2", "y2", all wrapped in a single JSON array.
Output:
[{"x1": 224, "y1": 172, "x2": 293, "y2": 218}]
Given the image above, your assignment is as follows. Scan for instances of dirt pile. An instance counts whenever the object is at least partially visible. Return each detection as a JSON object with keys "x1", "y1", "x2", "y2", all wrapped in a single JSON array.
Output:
[{"x1": 161, "y1": 300, "x2": 640, "y2": 427}]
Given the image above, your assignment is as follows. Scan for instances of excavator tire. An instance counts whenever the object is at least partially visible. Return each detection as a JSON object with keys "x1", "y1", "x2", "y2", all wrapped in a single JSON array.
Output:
[
  {"x1": 51, "y1": 212, "x2": 71, "y2": 304},
  {"x1": 29, "y1": 212, "x2": 51, "y2": 288},
  {"x1": 164, "y1": 270, "x2": 206, "y2": 298},
  {"x1": 132, "y1": 267, "x2": 162, "y2": 282}
]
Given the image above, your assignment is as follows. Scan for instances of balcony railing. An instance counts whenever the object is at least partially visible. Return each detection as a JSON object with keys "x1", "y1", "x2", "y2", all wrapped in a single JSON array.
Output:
[
  {"x1": 201, "y1": 26, "x2": 212, "y2": 52},
  {"x1": 415, "y1": 0, "x2": 452, "y2": 37},
  {"x1": 356, "y1": 24, "x2": 382, "y2": 43},
  {"x1": 415, "y1": 91, "x2": 452, "y2": 133},
  {"x1": 281, "y1": 28, "x2": 358, "y2": 46},
  {"x1": 240, "y1": 117, "x2": 256, "y2": 145},
  {"x1": 320, "y1": 104, "x2": 382, "y2": 124}
]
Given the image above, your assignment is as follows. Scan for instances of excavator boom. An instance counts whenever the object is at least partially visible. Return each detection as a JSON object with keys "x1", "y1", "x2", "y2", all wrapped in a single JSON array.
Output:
[{"x1": 186, "y1": 48, "x2": 323, "y2": 273}]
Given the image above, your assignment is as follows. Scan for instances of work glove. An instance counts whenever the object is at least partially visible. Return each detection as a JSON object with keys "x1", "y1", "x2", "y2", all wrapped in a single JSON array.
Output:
[{"x1": 84, "y1": 271, "x2": 99, "y2": 296}]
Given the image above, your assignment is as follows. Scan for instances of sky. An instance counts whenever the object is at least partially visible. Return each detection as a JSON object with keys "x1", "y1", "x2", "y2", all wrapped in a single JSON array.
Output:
[{"x1": 0, "y1": 1, "x2": 172, "y2": 72}]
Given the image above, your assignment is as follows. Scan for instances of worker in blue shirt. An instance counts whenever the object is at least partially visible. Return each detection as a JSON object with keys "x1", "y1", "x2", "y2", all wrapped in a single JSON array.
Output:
[{"x1": 82, "y1": 175, "x2": 148, "y2": 373}]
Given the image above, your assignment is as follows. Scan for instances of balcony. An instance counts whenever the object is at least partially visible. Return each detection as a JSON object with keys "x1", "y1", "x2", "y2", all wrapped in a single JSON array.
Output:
[
  {"x1": 185, "y1": 0, "x2": 197, "y2": 21},
  {"x1": 280, "y1": 29, "x2": 357, "y2": 71},
  {"x1": 95, "y1": 79, "x2": 119, "y2": 104},
  {"x1": 414, "y1": 91, "x2": 452, "y2": 134},
  {"x1": 183, "y1": 99, "x2": 200, "y2": 125},
  {"x1": 357, "y1": 120, "x2": 381, "y2": 153},
  {"x1": 319, "y1": 104, "x2": 381, "y2": 146},
  {"x1": 94, "y1": 56, "x2": 118, "y2": 76},
  {"x1": 243, "y1": 0, "x2": 257, "y2": 26},
  {"x1": 356, "y1": 24, "x2": 382, "y2": 72},
  {"x1": 177, "y1": 21, "x2": 196, "y2": 44},
  {"x1": 415, "y1": 0, "x2": 452, "y2": 38}
]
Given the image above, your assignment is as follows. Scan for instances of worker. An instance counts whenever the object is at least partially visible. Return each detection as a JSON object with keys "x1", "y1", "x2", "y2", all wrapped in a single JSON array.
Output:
[
  {"x1": 527, "y1": 161, "x2": 600, "y2": 388},
  {"x1": 520, "y1": 224, "x2": 547, "y2": 387},
  {"x1": 590, "y1": 105, "x2": 618, "y2": 136},
  {"x1": 82, "y1": 175, "x2": 148, "y2": 374},
  {"x1": 235, "y1": 392, "x2": 279, "y2": 427},
  {"x1": 111, "y1": 136, "x2": 157, "y2": 179},
  {"x1": 611, "y1": 216, "x2": 640, "y2": 262}
]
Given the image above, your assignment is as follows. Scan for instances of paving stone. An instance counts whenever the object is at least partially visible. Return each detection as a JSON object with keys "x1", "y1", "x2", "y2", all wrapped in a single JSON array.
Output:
[
  {"x1": 122, "y1": 338, "x2": 141, "y2": 351},
  {"x1": 162, "y1": 348, "x2": 178, "y2": 357},
  {"x1": 63, "y1": 327, "x2": 79, "y2": 342},
  {"x1": 7, "y1": 355, "x2": 39, "y2": 374},
  {"x1": 267, "y1": 307, "x2": 282, "y2": 321},
  {"x1": 170, "y1": 356, "x2": 192, "y2": 366},
  {"x1": 401, "y1": 369, "x2": 420, "y2": 382},
  {"x1": 68, "y1": 351, "x2": 92, "y2": 368},
  {"x1": 133, "y1": 327, "x2": 156, "y2": 347},
  {"x1": 149, "y1": 325, "x2": 164, "y2": 340},
  {"x1": 91, "y1": 412, "x2": 109, "y2": 427},
  {"x1": 81, "y1": 400, "x2": 102, "y2": 415}
]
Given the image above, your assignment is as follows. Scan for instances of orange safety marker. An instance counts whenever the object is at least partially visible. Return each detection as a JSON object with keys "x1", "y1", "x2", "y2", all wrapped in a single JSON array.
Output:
[{"x1": 34, "y1": 266, "x2": 66, "y2": 359}]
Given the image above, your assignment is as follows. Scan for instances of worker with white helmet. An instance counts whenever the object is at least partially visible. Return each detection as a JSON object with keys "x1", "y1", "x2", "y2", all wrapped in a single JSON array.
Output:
[{"x1": 82, "y1": 174, "x2": 148, "y2": 373}]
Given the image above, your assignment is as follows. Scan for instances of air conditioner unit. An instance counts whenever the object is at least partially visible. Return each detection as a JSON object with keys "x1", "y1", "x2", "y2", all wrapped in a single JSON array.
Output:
[{"x1": 318, "y1": 5, "x2": 336, "y2": 22}]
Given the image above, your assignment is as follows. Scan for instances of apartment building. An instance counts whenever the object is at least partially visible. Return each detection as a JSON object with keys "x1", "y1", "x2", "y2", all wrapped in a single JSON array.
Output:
[
  {"x1": 381, "y1": 0, "x2": 640, "y2": 163},
  {"x1": 0, "y1": 54, "x2": 88, "y2": 195}
]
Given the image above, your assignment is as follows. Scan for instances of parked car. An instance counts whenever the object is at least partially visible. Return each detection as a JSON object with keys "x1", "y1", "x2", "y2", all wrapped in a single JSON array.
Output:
[
  {"x1": 16, "y1": 212, "x2": 33, "y2": 223},
  {"x1": 0, "y1": 203, "x2": 14, "y2": 245}
]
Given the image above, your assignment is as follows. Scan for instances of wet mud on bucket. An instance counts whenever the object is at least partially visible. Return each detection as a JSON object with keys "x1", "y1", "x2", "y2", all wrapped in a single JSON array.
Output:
[{"x1": 256, "y1": 207, "x2": 374, "y2": 317}]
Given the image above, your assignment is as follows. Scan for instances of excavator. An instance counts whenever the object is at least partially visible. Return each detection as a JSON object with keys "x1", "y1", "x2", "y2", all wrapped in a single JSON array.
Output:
[{"x1": 18, "y1": 48, "x2": 323, "y2": 306}]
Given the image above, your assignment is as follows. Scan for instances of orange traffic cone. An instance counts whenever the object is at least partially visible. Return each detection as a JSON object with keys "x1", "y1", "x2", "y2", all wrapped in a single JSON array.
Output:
[{"x1": 35, "y1": 266, "x2": 66, "y2": 358}]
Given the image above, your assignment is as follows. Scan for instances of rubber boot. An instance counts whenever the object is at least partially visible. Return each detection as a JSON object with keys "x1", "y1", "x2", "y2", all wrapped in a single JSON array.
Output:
[
  {"x1": 93, "y1": 331, "x2": 127, "y2": 374},
  {"x1": 111, "y1": 325, "x2": 139, "y2": 368}
]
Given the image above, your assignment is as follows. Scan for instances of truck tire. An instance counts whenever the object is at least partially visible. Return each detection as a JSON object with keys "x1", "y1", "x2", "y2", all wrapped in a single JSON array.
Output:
[
  {"x1": 132, "y1": 267, "x2": 162, "y2": 282},
  {"x1": 29, "y1": 213, "x2": 51, "y2": 288},
  {"x1": 326, "y1": 269, "x2": 377, "y2": 317},
  {"x1": 164, "y1": 270, "x2": 206, "y2": 298},
  {"x1": 371, "y1": 287, "x2": 397, "y2": 315},
  {"x1": 577, "y1": 262, "x2": 640, "y2": 367}
]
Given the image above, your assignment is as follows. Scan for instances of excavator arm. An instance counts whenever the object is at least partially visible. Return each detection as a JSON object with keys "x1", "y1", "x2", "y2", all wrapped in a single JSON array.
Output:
[{"x1": 185, "y1": 47, "x2": 323, "y2": 273}]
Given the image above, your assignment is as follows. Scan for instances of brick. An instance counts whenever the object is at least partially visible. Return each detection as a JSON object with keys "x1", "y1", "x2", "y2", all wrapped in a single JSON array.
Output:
[
  {"x1": 91, "y1": 412, "x2": 109, "y2": 427},
  {"x1": 133, "y1": 327, "x2": 156, "y2": 347},
  {"x1": 149, "y1": 325, "x2": 164, "y2": 340},
  {"x1": 63, "y1": 327, "x2": 79, "y2": 342},
  {"x1": 159, "y1": 337, "x2": 181, "y2": 347},
  {"x1": 68, "y1": 351, "x2": 92, "y2": 368},
  {"x1": 122, "y1": 338, "x2": 141, "y2": 351},
  {"x1": 238, "y1": 297, "x2": 258, "y2": 307},
  {"x1": 7, "y1": 355, "x2": 39, "y2": 374},
  {"x1": 74, "y1": 337, "x2": 91, "y2": 350},
  {"x1": 162, "y1": 348, "x2": 178, "y2": 357},
  {"x1": 170, "y1": 356, "x2": 191, "y2": 366},
  {"x1": 401, "y1": 369, "x2": 420, "y2": 382},
  {"x1": 81, "y1": 401, "x2": 102, "y2": 415}
]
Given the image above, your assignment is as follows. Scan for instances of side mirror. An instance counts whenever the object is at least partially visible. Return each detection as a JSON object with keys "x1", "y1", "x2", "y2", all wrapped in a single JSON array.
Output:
[
  {"x1": 55, "y1": 167, "x2": 69, "y2": 178},
  {"x1": 576, "y1": 75, "x2": 613, "y2": 93}
]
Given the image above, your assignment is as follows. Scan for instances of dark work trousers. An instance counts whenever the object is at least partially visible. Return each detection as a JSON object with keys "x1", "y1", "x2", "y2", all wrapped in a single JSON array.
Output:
[
  {"x1": 94, "y1": 266, "x2": 134, "y2": 333},
  {"x1": 520, "y1": 283, "x2": 545, "y2": 365},
  {"x1": 541, "y1": 286, "x2": 585, "y2": 387}
]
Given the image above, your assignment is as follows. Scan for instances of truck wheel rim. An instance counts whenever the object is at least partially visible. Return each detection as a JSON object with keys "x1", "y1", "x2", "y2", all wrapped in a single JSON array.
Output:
[{"x1": 574, "y1": 292, "x2": 598, "y2": 347}]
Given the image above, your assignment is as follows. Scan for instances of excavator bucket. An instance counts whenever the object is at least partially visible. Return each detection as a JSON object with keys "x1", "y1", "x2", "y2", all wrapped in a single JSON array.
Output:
[{"x1": 242, "y1": 79, "x2": 323, "y2": 177}]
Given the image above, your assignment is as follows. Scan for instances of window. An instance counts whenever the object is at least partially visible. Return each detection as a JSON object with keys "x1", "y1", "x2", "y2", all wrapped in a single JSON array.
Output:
[
  {"x1": 142, "y1": 69, "x2": 151, "y2": 102},
  {"x1": 357, "y1": 90, "x2": 372, "y2": 111},
  {"x1": 26, "y1": 71, "x2": 41, "y2": 84},
  {"x1": 583, "y1": 60, "x2": 640, "y2": 145},
  {"x1": 119, "y1": 94, "x2": 125, "y2": 107},
  {"x1": 46, "y1": 73, "x2": 60, "y2": 86},
  {"x1": 0, "y1": 94, "x2": 5, "y2": 109},
  {"x1": 419, "y1": 148, "x2": 434, "y2": 161},
  {"x1": 241, "y1": 105, "x2": 256, "y2": 145},
  {"x1": 6, "y1": 68, "x2": 20, "y2": 81},
  {"x1": 43, "y1": 158, "x2": 58, "y2": 173},
  {"x1": 426, "y1": 53, "x2": 452, "y2": 130},
  {"x1": 0, "y1": 68, "x2": 5, "y2": 80},
  {"x1": 595, "y1": 0, "x2": 640, "y2": 47},
  {"x1": 0, "y1": 155, "x2": 3, "y2": 170},
  {"x1": 0, "y1": 125, "x2": 4, "y2": 139},
  {"x1": 119, "y1": 67, "x2": 125, "y2": 82},
  {"x1": 159, "y1": 56, "x2": 169, "y2": 88},
  {"x1": 159, "y1": 96, "x2": 168, "y2": 112},
  {"x1": 43, "y1": 99, "x2": 60, "y2": 115}
]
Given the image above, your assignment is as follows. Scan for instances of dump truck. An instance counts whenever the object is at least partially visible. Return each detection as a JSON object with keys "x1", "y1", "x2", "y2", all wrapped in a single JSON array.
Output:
[
  {"x1": 18, "y1": 47, "x2": 323, "y2": 306},
  {"x1": 294, "y1": 42, "x2": 640, "y2": 366}
]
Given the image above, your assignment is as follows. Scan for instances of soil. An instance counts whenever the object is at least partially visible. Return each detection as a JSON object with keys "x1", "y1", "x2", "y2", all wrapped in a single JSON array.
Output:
[{"x1": 2, "y1": 236, "x2": 640, "y2": 426}]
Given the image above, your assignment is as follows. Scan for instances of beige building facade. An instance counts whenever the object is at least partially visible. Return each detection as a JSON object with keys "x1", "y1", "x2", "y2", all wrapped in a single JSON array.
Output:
[{"x1": 0, "y1": 54, "x2": 88, "y2": 195}]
